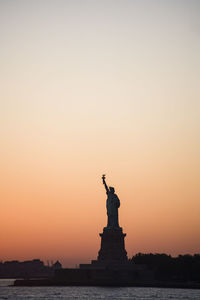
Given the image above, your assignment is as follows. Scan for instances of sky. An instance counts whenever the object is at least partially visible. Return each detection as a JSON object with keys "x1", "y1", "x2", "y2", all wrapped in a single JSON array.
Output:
[{"x1": 0, "y1": 0, "x2": 200, "y2": 267}]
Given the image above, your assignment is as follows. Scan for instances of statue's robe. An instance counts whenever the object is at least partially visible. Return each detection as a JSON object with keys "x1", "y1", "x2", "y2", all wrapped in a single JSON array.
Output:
[{"x1": 106, "y1": 191, "x2": 120, "y2": 228}]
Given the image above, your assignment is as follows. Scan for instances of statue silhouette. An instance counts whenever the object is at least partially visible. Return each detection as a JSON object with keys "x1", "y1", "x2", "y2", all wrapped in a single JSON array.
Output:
[{"x1": 102, "y1": 175, "x2": 120, "y2": 229}]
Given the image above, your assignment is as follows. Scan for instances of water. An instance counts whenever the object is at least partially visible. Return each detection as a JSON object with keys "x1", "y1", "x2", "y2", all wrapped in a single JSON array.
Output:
[{"x1": 1, "y1": 279, "x2": 200, "y2": 300}]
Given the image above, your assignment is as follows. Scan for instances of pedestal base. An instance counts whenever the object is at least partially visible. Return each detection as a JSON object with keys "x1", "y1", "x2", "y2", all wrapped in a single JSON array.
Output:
[{"x1": 97, "y1": 227, "x2": 127, "y2": 261}]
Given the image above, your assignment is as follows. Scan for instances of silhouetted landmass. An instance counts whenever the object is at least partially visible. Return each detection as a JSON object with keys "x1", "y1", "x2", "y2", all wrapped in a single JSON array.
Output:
[
  {"x1": 13, "y1": 253, "x2": 200, "y2": 288},
  {"x1": 131, "y1": 253, "x2": 200, "y2": 282},
  {"x1": 0, "y1": 259, "x2": 62, "y2": 278}
]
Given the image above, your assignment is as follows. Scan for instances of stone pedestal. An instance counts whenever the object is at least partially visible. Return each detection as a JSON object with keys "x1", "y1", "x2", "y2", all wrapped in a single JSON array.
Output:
[{"x1": 97, "y1": 227, "x2": 128, "y2": 261}]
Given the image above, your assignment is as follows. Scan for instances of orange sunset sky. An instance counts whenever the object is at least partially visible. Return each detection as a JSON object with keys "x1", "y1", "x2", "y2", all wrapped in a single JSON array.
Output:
[{"x1": 1, "y1": 0, "x2": 200, "y2": 267}]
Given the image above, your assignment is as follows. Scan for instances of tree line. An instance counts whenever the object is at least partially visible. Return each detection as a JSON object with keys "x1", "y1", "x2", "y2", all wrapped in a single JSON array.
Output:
[{"x1": 131, "y1": 253, "x2": 200, "y2": 282}]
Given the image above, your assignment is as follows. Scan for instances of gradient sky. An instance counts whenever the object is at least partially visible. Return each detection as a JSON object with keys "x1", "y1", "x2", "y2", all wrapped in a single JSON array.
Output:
[{"x1": 0, "y1": 0, "x2": 200, "y2": 267}]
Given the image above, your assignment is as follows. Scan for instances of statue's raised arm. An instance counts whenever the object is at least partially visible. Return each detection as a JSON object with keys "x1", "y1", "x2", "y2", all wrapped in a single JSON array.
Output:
[{"x1": 102, "y1": 174, "x2": 109, "y2": 193}]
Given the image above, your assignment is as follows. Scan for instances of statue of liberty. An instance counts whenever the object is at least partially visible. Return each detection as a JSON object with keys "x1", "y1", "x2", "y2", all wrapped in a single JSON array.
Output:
[{"x1": 102, "y1": 175, "x2": 120, "y2": 229}]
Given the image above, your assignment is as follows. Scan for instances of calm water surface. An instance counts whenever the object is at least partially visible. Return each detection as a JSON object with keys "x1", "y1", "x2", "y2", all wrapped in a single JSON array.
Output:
[{"x1": 0, "y1": 279, "x2": 200, "y2": 300}]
